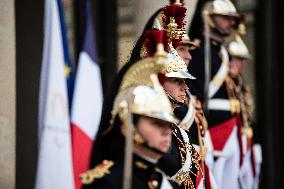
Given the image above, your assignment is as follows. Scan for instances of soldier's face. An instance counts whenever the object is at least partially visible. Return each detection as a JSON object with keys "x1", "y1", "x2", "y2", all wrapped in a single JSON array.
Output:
[
  {"x1": 229, "y1": 59, "x2": 239, "y2": 77},
  {"x1": 230, "y1": 57, "x2": 247, "y2": 75},
  {"x1": 212, "y1": 15, "x2": 236, "y2": 35},
  {"x1": 176, "y1": 45, "x2": 192, "y2": 65},
  {"x1": 162, "y1": 77, "x2": 188, "y2": 104},
  {"x1": 136, "y1": 117, "x2": 172, "y2": 153}
]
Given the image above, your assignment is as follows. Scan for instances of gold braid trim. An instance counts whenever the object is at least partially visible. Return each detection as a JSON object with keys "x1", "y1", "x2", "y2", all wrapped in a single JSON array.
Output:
[
  {"x1": 80, "y1": 160, "x2": 114, "y2": 185},
  {"x1": 225, "y1": 76, "x2": 241, "y2": 114},
  {"x1": 172, "y1": 128, "x2": 205, "y2": 189}
]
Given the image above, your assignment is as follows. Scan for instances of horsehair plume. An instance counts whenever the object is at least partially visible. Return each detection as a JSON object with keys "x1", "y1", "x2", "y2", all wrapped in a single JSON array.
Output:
[
  {"x1": 142, "y1": 29, "x2": 170, "y2": 57},
  {"x1": 172, "y1": 35, "x2": 185, "y2": 49},
  {"x1": 162, "y1": 3, "x2": 187, "y2": 30}
]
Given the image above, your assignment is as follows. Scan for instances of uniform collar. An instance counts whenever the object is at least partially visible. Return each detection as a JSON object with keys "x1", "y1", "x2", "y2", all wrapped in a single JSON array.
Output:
[{"x1": 134, "y1": 154, "x2": 157, "y2": 171}]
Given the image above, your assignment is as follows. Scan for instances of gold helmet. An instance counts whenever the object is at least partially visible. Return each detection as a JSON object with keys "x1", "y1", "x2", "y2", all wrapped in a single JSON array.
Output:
[
  {"x1": 208, "y1": 0, "x2": 239, "y2": 16},
  {"x1": 227, "y1": 35, "x2": 251, "y2": 59},
  {"x1": 113, "y1": 75, "x2": 178, "y2": 126},
  {"x1": 180, "y1": 32, "x2": 194, "y2": 46},
  {"x1": 203, "y1": 0, "x2": 242, "y2": 28},
  {"x1": 112, "y1": 41, "x2": 178, "y2": 126},
  {"x1": 140, "y1": 30, "x2": 196, "y2": 80},
  {"x1": 166, "y1": 45, "x2": 196, "y2": 79}
]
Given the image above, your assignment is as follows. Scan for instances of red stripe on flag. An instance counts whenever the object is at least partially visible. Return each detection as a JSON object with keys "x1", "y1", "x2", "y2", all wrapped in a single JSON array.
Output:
[
  {"x1": 209, "y1": 116, "x2": 237, "y2": 151},
  {"x1": 71, "y1": 123, "x2": 93, "y2": 189}
]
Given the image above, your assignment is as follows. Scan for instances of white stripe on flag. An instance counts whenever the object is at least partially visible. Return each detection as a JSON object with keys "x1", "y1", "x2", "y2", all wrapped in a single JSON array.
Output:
[
  {"x1": 71, "y1": 50, "x2": 103, "y2": 189},
  {"x1": 71, "y1": 51, "x2": 103, "y2": 139},
  {"x1": 35, "y1": 0, "x2": 74, "y2": 188}
]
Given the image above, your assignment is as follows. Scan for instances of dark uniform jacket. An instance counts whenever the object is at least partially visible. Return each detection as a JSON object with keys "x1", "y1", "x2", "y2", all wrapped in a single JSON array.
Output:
[
  {"x1": 83, "y1": 155, "x2": 179, "y2": 189},
  {"x1": 158, "y1": 124, "x2": 199, "y2": 189},
  {"x1": 187, "y1": 35, "x2": 232, "y2": 127}
]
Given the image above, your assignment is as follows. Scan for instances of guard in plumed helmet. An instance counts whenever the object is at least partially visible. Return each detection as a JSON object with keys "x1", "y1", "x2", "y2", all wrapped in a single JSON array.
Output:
[
  {"x1": 187, "y1": 0, "x2": 245, "y2": 188},
  {"x1": 226, "y1": 34, "x2": 262, "y2": 189},
  {"x1": 158, "y1": 40, "x2": 208, "y2": 189},
  {"x1": 81, "y1": 38, "x2": 180, "y2": 189},
  {"x1": 174, "y1": 36, "x2": 210, "y2": 188},
  {"x1": 143, "y1": 29, "x2": 209, "y2": 189},
  {"x1": 134, "y1": 3, "x2": 204, "y2": 186},
  {"x1": 157, "y1": 49, "x2": 205, "y2": 189},
  {"x1": 135, "y1": 2, "x2": 213, "y2": 188}
]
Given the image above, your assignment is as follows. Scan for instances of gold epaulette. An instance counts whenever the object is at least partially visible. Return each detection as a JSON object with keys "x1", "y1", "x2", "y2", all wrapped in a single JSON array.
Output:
[
  {"x1": 80, "y1": 160, "x2": 114, "y2": 184},
  {"x1": 192, "y1": 98, "x2": 208, "y2": 131},
  {"x1": 192, "y1": 98, "x2": 202, "y2": 111},
  {"x1": 243, "y1": 84, "x2": 251, "y2": 93}
]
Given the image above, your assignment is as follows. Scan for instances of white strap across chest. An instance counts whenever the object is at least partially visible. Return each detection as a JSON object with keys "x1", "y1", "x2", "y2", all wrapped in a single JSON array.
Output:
[
  {"x1": 207, "y1": 98, "x2": 231, "y2": 111},
  {"x1": 160, "y1": 171, "x2": 174, "y2": 189},
  {"x1": 208, "y1": 45, "x2": 229, "y2": 98},
  {"x1": 179, "y1": 98, "x2": 196, "y2": 130}
]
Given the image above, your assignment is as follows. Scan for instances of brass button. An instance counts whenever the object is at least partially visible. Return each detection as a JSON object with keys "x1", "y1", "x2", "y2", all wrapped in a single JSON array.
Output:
[{"x1": 152, "y1": 180, "x2": 158, "y2": 187}]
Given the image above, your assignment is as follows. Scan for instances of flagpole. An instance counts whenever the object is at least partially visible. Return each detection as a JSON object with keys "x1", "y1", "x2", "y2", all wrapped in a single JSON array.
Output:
[
  {"x1": 203, "y1": 6, "x2": 211, "y2": 114},
  {"x1": 123, "y1": 102, "x2": 133, "y2": 189}
]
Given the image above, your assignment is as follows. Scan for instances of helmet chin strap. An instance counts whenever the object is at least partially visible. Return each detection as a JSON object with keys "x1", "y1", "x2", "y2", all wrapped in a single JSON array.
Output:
[
  {"x1": 133, "y1": 130, "x2": 168, "y2": 155},
  {"x1": 212, "y1": 27, "x2": 230, "y2": 38},
  {"x1": 166, "y1": 91, "x2": 186, "y2": 107}
]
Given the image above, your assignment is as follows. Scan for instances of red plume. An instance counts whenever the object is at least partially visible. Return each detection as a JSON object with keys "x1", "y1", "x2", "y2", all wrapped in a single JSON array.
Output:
[
  {"x1": 162, "y1": 4, "x2": 187, "y2": 30},
  {"x1": 141, "y1": 29, "x2": 170, "y2": 57},
  {"x1": 172, "y1": 38, "x2": 183, "y2": 49},
  {"x1": 158, "y1": 73, "x2": 166, "y2": 85}
]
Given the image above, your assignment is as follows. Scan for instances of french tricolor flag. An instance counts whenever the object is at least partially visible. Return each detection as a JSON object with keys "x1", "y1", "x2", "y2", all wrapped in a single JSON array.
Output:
[{"x1": 71, "y1": 0, "x2": 103, "y2": 188}]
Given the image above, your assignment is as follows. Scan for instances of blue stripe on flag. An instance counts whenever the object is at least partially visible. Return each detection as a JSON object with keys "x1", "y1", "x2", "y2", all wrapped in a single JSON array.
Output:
[
  {"x1": 82, "y1": 0, "x2": 97, "y2": 63},
  {"x1": 57, "y1": 0, "x2": 74, "y2": 109}
]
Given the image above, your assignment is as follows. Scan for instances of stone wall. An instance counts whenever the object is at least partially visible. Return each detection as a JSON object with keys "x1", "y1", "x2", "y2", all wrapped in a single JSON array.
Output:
[{"x1": 0, "y1": 0, "x2": 15, "y2": 188}]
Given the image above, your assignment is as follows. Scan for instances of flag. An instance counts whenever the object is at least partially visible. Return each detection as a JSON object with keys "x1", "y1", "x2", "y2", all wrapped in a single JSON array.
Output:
[
  {"x1": 36, "y1": 0, "x2": 74, "y2": 188},
  {"x1": 70, "y1": 0, "x2": 103, "y2": 188},
  {"x1": 57, "y1": 0, "x2": 74, "y2": 109}
]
